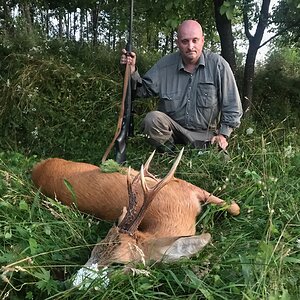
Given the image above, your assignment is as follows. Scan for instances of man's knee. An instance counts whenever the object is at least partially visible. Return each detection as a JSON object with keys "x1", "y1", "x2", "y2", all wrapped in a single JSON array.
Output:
[
  {"x1": 141, "y1": 111, "x2": 172, "y2": 146},
  {"x1": 143, "y1": 111, "x2": 166, "y2": 128}
]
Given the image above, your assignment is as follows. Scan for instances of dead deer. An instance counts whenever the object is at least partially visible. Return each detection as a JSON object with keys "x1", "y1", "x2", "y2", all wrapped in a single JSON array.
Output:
[{"x1": 31, "y1": 149, "x2": 240, "y2": 288}]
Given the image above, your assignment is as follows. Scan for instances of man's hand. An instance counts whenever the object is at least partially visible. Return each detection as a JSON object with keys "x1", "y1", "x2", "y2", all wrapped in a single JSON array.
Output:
[
  {"x1": 120, "y1": 49, "x2": 136, "y2": 75},
  {"x1": 211, "y1": 135, "x2": 228, "y2": 150}
]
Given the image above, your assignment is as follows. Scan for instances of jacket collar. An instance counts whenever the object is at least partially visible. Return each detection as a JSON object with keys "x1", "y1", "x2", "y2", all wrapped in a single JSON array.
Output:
[{"x1": 177, "y1": 50, "x2": 206, "y2": 71}]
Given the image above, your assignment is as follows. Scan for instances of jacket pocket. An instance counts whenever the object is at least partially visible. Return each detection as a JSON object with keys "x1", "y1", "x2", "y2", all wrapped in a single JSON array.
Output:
[
  {"x1": 196, "y1": 82, "x2": 218, "y2": 108},
  {"x1": 159, "y1": 92, "x2": 183, "y2": 114}
]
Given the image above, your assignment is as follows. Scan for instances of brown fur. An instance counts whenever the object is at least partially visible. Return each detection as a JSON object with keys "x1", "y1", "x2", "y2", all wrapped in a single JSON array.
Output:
[{"x1": 32, "y1": 157, "x2": 239, "y2": 239}]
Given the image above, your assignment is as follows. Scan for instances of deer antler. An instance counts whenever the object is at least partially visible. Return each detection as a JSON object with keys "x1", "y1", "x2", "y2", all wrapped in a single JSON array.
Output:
[
  {"x1": 117, "y1": 167, "x2": 139, "y2": 232},
  {"x1": 118, "y1": 148, "x2": 184, "y2": 235}
]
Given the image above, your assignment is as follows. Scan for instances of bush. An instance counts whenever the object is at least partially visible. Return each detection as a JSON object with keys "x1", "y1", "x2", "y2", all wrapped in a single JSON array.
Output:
[{"x1": 253, "y1": 47, "x2": 300, "y2": 127}]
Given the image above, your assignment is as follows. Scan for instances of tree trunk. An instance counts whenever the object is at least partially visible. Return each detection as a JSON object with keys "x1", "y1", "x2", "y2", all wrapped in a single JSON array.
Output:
[
  {"x1": 242, "y1": 0, "x2": 271, "y2": 113},
  {"x1": 163, "y1": 34, "x2": 169, "y2": 55},
  {"x1": 242, "y1": 45, "x2": 258, "y2": 113},
  {"x1": 85, "y1": 9, "x2": 90, "y2": 42},
  {"x1": 73, "y1": 11, "x2": 77, "y2": 39},
  {"x1": 45, "y1": 8, "x2": 49, "y2": 37},
  {"x1": 3, "y1": 1, "x2": 14, "y2": 36},
  {"x1": 19, "y1": 1, "x2": 33, "y2": 35},
  {"x1": 170, "y1": 30, "x2": 174, "y2": 52},
  {"x1": 213, "y1": 0, "x2": 236, "y2": 74},
  {"x1": 79, "y1": 9, "x2": 83, "y2": 41},
  {"x1": 91, "y1": 5, "x2": 99, "y2": 45},
  {"x1": 64, "y1": 12, "x2": 69, "y2": 39},
  {"x1": 58, "y1": 8, "x2": 63, "y2": 38}
]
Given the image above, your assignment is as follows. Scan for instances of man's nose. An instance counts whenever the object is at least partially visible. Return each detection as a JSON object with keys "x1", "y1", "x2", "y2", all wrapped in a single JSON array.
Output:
[{"x1": 187, "y1": 41, "x2": 194, "y2": 49}]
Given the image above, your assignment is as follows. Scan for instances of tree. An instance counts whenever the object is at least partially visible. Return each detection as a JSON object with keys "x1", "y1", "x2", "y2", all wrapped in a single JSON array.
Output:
[
  {"x1": 272, "y1": 0, "x2": 300, "y2": 48},
  {"x1": 242, "y1": 0, "x2": 271, "y2": 113},
  {"x1": 213, "y1": 0, "x2": 237, "y2": 73}
]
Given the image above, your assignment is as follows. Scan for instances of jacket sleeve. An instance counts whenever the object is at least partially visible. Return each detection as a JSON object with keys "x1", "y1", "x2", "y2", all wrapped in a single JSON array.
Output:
[{"x1": 131, "y1": 64, "x2": 160, "y2": 98}]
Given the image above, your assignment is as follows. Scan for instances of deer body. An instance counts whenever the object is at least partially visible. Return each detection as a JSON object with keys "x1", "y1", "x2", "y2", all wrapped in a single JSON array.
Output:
[
  {"x1": 31, "y1": 157, "x2": 224, "y2": 236},
  {"x1": 31, "y1": 150, "x2": 240, "y2": 288}
]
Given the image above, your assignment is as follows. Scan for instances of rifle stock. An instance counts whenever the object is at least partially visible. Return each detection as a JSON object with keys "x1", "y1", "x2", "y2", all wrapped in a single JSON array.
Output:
[{"x1": 115, "y1": 0, "x2": 134, "y2": 164}]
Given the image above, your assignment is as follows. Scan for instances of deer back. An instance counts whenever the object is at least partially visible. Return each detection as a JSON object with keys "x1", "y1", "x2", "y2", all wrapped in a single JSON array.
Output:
[{"x1": 31, "y1": 158, "x2": 201, "y2": 235}]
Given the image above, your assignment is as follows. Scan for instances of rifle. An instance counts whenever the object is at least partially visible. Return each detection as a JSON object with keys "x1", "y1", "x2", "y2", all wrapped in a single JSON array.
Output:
[{"x1": 102, "y1": 0, "x2": 134, "y2": 164}]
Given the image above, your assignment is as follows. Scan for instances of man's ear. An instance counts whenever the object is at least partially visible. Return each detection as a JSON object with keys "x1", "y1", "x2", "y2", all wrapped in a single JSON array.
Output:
[{"x1": 161, "y1": 233, "x2": 211, "y2": 262}]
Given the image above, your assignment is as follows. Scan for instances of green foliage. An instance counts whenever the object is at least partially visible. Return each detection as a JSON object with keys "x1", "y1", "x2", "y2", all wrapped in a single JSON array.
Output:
[
  {"x1": 220, "y1": 0, "x2": 236, "y2": 20},
  {"x1": 1, "y1": 123, "x2": 300, "y2": 298},
  {"x1": 253, "y1": 47, "x2": 300, "y2": 127},
  {"x1": 0, "y1": 38, "x2": 154, "y2": 163},
  {"x1": 272, "y1": 0, "x2": 300, "y2": 48},
  {"x1": 100, "y1": 159, "x2": 123, "y2": 173},
  {"x1": 0, "y1": 24, "x2": 300, "y2": 299}
]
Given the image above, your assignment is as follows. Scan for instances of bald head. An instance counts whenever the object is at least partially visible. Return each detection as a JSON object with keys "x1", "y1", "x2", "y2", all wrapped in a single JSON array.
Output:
[
  {"x1": 177, "y1": 20, "x2": 203, "y2": 39},
  {"x1": 176, "y1": 20, "x2": 205, "y2": 67}
]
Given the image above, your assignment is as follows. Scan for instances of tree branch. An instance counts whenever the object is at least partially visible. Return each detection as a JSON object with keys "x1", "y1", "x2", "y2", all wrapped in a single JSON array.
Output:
[
  {"x1": 243, "y1": 1, "x2": 253, "y2": 40},
  {"x1": 259, "y1": 18, "x2": 300, "y2": 49}
]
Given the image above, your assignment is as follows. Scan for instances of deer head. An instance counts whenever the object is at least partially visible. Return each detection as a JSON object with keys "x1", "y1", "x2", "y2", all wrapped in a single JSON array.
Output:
[{"x1": 73, "y1": 148, "x2": 211, "y2": 288}]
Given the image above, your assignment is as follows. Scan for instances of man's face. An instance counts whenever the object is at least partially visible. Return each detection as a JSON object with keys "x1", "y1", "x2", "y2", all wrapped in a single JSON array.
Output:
[{"x1": 176, "y1": 22, "x2": 204, "y2": 64}]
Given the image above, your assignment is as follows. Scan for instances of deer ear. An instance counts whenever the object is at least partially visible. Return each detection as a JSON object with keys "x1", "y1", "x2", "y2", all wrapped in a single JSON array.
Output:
[{"x1": 161, "y1": 233, "x2": 211, "y2": 262}]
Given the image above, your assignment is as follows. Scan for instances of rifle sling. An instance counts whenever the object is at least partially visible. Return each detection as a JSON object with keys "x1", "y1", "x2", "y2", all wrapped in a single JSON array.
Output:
[{"x1": 101, "y1": 63, "x2": 131, "y2": 163}]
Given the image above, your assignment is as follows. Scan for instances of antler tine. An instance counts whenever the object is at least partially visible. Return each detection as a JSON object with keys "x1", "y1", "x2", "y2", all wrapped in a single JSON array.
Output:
[
  {"x1": 117, "y1": 150, "x2": 158, "y2": 233},
  {"x1": 144, "y1": 149, "x2": 156, "y2": 169},
  {"x1": 126, "y1": 148, "x2": 184, "y2": 234},
  {"x1": 141, "y1": 147, "x2": 184, "y2": 195},
  {"x1": 142, "y1": 150, "x2": 159, "y2": 182},
  {"x1": 118, "y1": 166, "x2": 138, "y2": 233}
]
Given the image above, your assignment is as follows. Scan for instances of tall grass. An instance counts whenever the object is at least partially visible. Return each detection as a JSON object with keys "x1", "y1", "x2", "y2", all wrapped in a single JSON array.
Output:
[
  {"x1": 1, "y1": 38, "x2": 300, "y2": 299},
  {"x1": 1, "y1": 124, "x2": 300, "y2": 299}
]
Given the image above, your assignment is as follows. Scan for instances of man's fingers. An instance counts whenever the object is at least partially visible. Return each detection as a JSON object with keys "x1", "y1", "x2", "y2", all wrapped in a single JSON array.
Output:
[{"x1": 211, "y1": 135, "x2": 228, "y2": 150}]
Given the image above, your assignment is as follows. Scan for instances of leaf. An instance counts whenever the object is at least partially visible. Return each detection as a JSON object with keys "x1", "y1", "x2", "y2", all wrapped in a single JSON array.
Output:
[
  {"x1": 29, "y1": 237, "x2": 38, "y2": 254},
  {"x1": 220, "y1": 5, "x2": 227, "y2": 15},
  {"x1": 239, "y1": 255, "x2": 253, "y2": 285},
  {"x1": 19, "y1": 200, "x2": 29, "y2": 211},
  {"x1": 25, "y1": 291, "x2": 34, "y2": 300},
  {"x1": 35, "y1": 268, "x2": 58, "y2": 295},
  {"x1": 4, "y1": 226, "x2": 12, "y2": 240},
  {"x1": 167, "y1": 270, "x2": 185, "y2": 292},
  {"x1": 35, "y1": 267, "x2": 51, "y2": 281},
  {"x1": 283, "y1": 257, "x2": 300, "y2": 264},
  {"x1": 185, "y1": 270, "x2": 213, "y2": 299},
  {"x1": 223, "y1": 0, "x2": 231, "y2": 7},
  {"x1": 44, "y1": 225, "x2": 51, "y2": 235},
  {"x1": 63, "y1": 179, "x2": 77, "y2": 207},
  {"x1": 226, "y1": 8, "x2": 234, "y2": 20}
]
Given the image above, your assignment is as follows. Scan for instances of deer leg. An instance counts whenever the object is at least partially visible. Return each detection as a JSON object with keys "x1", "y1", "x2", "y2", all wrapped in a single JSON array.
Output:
[{"x1": 199, "y1": 189, "x2": 240, "y2": 216}]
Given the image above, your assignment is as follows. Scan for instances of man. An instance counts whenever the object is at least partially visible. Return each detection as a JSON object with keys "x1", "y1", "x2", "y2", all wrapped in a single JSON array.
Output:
[{"x1": 121, "y1": 20, "x2": 243, "y2": 152}]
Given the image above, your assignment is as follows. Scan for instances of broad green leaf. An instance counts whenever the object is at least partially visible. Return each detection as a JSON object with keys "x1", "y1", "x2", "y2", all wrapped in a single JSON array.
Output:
[
  {"x1": 226, "y1": 8, "x2": 234, "y2": 20},
  {"x1": 5, "y1": 231, "x2": 12, "y2": 239},
  {"x1": 19, "y1": 200, "x2": 29, "y2": 211},
  {"x1": 29, "y1": 237, "x2": 38, "y2": 255},
  {"x1": 44, "y1": 225, "x2": 51, "y2": 235}
]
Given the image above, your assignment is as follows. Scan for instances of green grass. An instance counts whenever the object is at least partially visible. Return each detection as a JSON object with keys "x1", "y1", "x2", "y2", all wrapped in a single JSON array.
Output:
[
  {"x1": 1, "y1": 124, "x2": 300, "y2": 299},
  {"x1": 1, "y1": 37, "x2": 300, "y2": 299}
]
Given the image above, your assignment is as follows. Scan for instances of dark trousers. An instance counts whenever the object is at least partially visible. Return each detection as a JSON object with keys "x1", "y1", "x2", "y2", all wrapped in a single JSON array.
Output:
[{"x1": 141, "y1": 111, "x2": 215, "y2": 149}]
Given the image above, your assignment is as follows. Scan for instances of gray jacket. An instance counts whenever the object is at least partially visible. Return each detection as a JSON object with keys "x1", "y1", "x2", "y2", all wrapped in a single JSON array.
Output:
[{"x1": 132, "y1": 50, "x2": 243, "y2": 138}]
